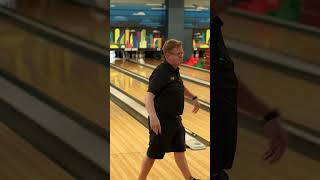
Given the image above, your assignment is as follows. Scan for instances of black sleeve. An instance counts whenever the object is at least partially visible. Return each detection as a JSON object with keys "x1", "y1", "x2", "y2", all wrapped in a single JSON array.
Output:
[{"x1": 148, "y1": 68, "x2": 167, "y2": 96}]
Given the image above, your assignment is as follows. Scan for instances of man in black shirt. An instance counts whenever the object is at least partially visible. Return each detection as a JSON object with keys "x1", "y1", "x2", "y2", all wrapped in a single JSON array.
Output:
[
  {"x1": 211, "y1": 1, "x2": 288, "y2": 180},
  {"x1": 138, "y1": 39, "x2": 201, "y2": 180}
]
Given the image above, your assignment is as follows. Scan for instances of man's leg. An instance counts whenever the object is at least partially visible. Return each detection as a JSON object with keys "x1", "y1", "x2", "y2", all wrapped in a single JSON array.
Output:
[
  {"x1": 174, "y1": 152, "x2": 193, "y2": 180},
  {"x1": 138, "y1": 156, "x2": 156, "y2": 180}
]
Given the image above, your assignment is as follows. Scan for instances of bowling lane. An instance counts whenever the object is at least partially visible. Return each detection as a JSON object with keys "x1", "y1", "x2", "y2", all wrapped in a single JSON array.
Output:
[
  {"x1": 0, "y1": 15, "x2": 108, "y2": 130},
  {"x1": 0, "y1": 0, "x2": 107, "y2": 46},
  {"x1": 110, "y1": 101, "x2": 209, "y2": 179},
  {"x1": 233, "y1": 54, "x2": 320, "y2": 132},
  {"x1": 144, "y1": 58, "x2": 210, "y2": 82},
  {"x1": 0, "y1": 121, "x2": 74, "y2": 180},
  {"x1": 110, "y1": 68, "x2": 210, "y2": 142},
  {"x1": 221, "y1": 13, "x2": 320, "y2": 65},
  {"x1": 230, "y1": 127, "x2": 320, "y2": 180},
  {"x1": 113, "y1": 60, "x2": 210, "y2": 104}
]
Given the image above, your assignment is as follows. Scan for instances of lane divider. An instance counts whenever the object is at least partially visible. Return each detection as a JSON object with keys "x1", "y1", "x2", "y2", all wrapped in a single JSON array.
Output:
[
  {"x1": 0, "y1": 76, "x2": 108, "y2": 172},
  {"x1": 128, "y1": 59, "x2": 210, "y2": 87}
]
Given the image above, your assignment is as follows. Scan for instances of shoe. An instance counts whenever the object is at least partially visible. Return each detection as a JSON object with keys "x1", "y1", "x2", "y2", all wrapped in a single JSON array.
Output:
[{"x1": 190, "y1": 177, "x2": 200, "y2": 180}]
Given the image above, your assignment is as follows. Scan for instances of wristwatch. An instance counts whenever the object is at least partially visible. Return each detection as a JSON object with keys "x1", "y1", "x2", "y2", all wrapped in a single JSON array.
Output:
[
  {"x1": 192, "y1": 96, "x2": 198, "y2": 101},
  {"x1": 263, "y1": 109, "x2": 280, "y2": 123}
]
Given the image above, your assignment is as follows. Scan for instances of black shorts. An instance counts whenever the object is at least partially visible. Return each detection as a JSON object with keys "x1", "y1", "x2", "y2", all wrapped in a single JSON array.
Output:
[{"x1": 147, "y1": 116, "x2": 186, "y2": 159}]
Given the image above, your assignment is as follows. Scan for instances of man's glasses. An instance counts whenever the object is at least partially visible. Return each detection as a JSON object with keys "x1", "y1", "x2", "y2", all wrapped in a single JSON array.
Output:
[{"x1": 169, "y1": 51, "x2": 184, "y2": 57}]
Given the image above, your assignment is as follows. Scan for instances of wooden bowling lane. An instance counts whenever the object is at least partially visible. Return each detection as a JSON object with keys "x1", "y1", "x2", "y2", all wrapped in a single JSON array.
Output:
[
  {"x1": 0, "y1": 121, "x2": 75, "y2": 180},
  {"x1": 233, "y1": 55, "x2": 320, "y2": 132},
  {"x1": 110, "y1": 68, "x2": 210, "y2": 142},
  {"x1": 229, "y1": 127, "x2": 320, "y2": 180},
  {"x1": 1, "y1": 0, "x2": 107, "y2": 46},
  {"x1": 0, "y1": 15, "x2": 108, "y2": 130},
  {"x1": 144, "y1": 58, "x2": 210, "y2": 82},
  {"x1": 221, "y1": 13, "x2": 320, "y2": 66},
  {"x1": 114, "y1": 60, "x2": 210, "y2": 104},
  {"x1": 110, "y1": 101, "x2": 210, "y2": 179}
]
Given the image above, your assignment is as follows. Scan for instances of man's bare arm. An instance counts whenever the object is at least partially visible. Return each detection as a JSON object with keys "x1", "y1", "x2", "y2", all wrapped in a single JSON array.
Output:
[
  {"x1": 145, "y1": 92, "x2": 161, "y2": 135},
  {"x1": 237, "y1": 79, "x2": 272, "y2": 116}
]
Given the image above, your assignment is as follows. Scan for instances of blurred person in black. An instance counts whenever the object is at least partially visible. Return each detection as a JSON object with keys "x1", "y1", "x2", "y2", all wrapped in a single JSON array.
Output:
[{"x1": 211, "y1": 0, "x2": 288, "y2": 179}]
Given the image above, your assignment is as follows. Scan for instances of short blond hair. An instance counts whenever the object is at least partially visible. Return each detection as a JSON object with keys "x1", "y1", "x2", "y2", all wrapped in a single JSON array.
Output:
[{"x1": 162, "y1": 39, "x2": 182, "y2": 54}]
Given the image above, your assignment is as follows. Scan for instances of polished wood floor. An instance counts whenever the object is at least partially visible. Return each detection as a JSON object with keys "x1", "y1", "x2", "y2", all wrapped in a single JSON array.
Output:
[
  {"x1": 221, "y1": 13, "x2": 320, "y2": 66},
  {"x1": 229, "y1": 127, "x2": 320, "y2": 180},
  {"x1": 110, "y1": 101, "x2": 210, "y2": 180},
  {"x1": 0, "y1": 15, "x2": 108, "y2": 130},
  {"x1": 234, "y1": 55, "x2": 320, "y2": 132},
  {"x1": 3, "y1": 0, "x2": 107, "y2": 46},
  {"x1": 114, "y1": 60, "x2": 210, "y2": 104},
  {"x1": 0, "y1": 122, "x2": 74, "y2": 180},
  {"x1": 110, "y1": 67, "x2": 210, "y2": 142}
]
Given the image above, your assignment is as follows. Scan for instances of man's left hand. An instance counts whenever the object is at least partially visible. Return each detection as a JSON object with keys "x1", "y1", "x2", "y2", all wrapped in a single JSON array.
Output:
[
  {"x1": 192, "y1": 99, "x2": 200, "y2": 113},
  {"x1": 263, "y1": 117, "x2": 288, "y2": 164}
]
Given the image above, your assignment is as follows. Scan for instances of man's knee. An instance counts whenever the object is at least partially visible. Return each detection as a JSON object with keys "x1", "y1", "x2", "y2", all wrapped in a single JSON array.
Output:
[{"x1": 174, "y1": 152, "x2": 184, "y2": 156}]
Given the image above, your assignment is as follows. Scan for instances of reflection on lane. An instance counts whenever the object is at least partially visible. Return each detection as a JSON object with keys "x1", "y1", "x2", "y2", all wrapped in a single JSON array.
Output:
[
  {"x1": 0, "y1": 15, "x2": 108, "y2": 129},
  {"x1": 113, "y1": 60, "x2": 210, "y2": 104},
  {"x1": 1, "y1": 0, "x2": 107, "y2": 46},
  {"x1": 221, "y1": 13, "x2": 320, "y2": 65},
  {"x1": 233, "y1": 54, "x2": 320, "y2": 132}
]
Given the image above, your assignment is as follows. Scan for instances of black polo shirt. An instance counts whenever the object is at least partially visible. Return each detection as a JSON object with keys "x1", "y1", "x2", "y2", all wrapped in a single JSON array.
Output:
[
  {"x1": 211, "y1": 16, "x2": 237, "y2": 88},
  {"x1": 212, "y1": 16, "x2": 233, "y2": 64},
  {"x1": 148, "y1": 60, "x2": 184, "y2": 119}
]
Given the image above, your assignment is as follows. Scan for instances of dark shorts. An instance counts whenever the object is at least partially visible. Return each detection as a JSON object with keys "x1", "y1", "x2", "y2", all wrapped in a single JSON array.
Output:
[{"x1": 147, "y1": 116, "x2": 186, "y2": 159}]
